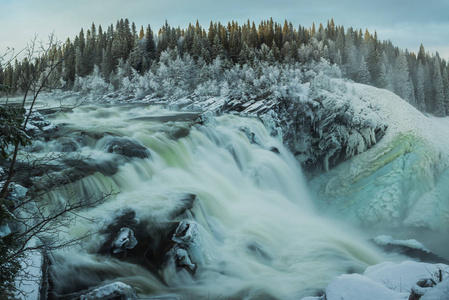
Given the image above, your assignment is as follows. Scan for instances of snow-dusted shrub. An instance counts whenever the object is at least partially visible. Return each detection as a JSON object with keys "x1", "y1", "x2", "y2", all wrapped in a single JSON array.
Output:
[
  {"x1": 73, "y1": 66, "x2": 112, "y2": 95},
  {"x1": 194, "y1": 80, "x2": 221, "y2": 98}
]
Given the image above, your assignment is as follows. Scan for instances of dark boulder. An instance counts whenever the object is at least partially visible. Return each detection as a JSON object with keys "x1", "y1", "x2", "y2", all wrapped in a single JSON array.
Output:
[{"x1": 103, "y1": 137, "x2": 151, "y2": 159}]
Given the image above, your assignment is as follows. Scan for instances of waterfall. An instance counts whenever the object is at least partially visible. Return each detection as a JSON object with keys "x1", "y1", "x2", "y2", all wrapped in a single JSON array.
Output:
[{"x1": 36, "y1": 104, "x2": 384, "y2": 299}]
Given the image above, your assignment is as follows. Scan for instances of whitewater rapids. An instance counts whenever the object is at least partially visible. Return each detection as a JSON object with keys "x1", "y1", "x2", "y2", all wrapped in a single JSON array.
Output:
[{"x1": 36, "y1": 104, "x2": 385, "y2": 299}]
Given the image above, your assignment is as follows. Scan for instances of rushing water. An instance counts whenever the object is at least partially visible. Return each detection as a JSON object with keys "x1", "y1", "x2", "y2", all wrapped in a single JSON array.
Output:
[{"x1": 34, "y1": 104, "x2": 385, "y2": 299}]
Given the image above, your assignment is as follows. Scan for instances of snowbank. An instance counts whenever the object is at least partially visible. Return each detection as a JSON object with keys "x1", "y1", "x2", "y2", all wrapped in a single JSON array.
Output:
[{"x1": 306, "y1": 261, "x2": 449, "y2": 300}]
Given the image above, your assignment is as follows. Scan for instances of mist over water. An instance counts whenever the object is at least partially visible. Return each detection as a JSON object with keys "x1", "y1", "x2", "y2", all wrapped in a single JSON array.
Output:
[{"x1": 41, "y1": 104, "x2": 386, "y2": 299}]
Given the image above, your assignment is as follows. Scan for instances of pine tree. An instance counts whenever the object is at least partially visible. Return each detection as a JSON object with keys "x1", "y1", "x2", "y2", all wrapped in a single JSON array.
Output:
[
  {"x1": 101, "y1": 45, "x2": 114, "y2": 80},
  {"x1": 343, "y1": 29, "x2": 357, "y2": 79},
  {"x1": 61, "y1": 39, "x2": 76, "y2": 86},
  {"x1": 417, "y1": 44, "x2": 426, "y2": 64},
  {"x1": 356, "y1": 56, "x2": 371, "y2": 84},
  {"x1": 129, "y1": 41, "x2": 145, "y2": 73},
  {"x1": 378, "y1": 52, "x2": 394, "y2": 91},
  {"x1": 229, "y1": 26, "x2": 242, "y2": 63},
  {"x1": 145, "y1": 25, "x2": 157, "y2": 61},
  {"x1": 415, "y1": 62, "x2": 427, "y2": 111},
  {"x1": 393, "y1": 51, "x2": 413, "y2": 102},
  {"x1": 443, "y1": 67, "x2": 449, "y2": 115},
  {"x1": 433, "y1": 58, "x2": 445, "y2": 116}
]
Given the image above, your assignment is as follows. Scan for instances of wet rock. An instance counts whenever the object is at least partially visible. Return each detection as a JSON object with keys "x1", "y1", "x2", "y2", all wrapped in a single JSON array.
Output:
[
  {"x1": 246, "y1": 241, "x2": 273, "y2": 265},
  {"x1": 54, "y1": 138, "x2": 80, "y2": 152},
  {"x1": 98, "y1": 209, "x2": 178, "y2": 274},
  {"x1": 195, "y1": 111, "x2": 215, "y2": 125},
  {"x1": 372, "y1": 237, "x2": 449, "y2": 264},
  {"x1": 239, "y1": 126, "x2": 261, "y2": 145},
  {"x1": 169, "y1": 193, "x2": 196, "y2": 219},
  {"x1": 270, "y1": 147, "x2": 280, "y2": 154},
  {"x1": 103, "y1": 137, "x2": 151, "y2": 158}
]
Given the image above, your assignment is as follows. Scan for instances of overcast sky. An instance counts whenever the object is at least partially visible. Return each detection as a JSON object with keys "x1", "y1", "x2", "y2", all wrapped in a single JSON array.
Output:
[{"x1": 1, "y1": 0, "x2": 449, "y2": 60}]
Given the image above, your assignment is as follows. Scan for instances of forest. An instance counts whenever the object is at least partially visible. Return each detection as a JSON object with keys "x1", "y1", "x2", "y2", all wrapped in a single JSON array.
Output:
[{"x1": 1, "y1": 18, "x2": 448, "y2": 116}]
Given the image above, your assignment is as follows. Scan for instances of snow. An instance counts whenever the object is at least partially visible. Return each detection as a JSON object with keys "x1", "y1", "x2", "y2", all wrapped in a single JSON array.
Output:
[
  {"x1": 373, "y1": 235, "x2": 430, "y2": 252},
  {"x1": 14, "y1": 241, "x2": 42, "y2": 300},
  {"x1": 421, "y1": 278, "x2": 449, "y2": 300},
  {"x1": 364, "y1": 261, "x2": 447, "y2": 293},
  {"x1": 324, "y1": 273, "x2": 408, "y2": 300},
  {"x1": 316, "y1": 261, "x2": 449, "y2": 300},
  {"x1": 0, "y1": 224, "x2": 11, "y2": 238},
  {"x1": 80, "y1": 282, "x2": 136, "y2": 299}
]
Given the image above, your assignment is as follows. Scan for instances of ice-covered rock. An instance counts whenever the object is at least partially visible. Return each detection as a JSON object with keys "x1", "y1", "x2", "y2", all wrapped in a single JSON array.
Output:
[
  {"x1": 80, "y1": 282, "x2": 137, "y2": 300},
  {"x1": 373, "y1": 235, "x2": 429, "y2": 252},
  {"x1": 111, "y1": 227, "x2": 138, "y2": 254},
  {"x1": 168, "y1": 220, "x2": 215, "y2": 274}
]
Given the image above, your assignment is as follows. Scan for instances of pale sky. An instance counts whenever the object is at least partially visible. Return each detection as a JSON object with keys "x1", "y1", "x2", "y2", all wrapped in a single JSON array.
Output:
[{"x1": 1, "y1": 0, "x2": 449, "y2": 60}]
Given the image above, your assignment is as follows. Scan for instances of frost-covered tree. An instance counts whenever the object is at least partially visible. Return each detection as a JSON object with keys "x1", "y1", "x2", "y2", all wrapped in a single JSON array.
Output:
[
  {"x1": 393, "y1": 51, "x2": 413, "y2": 103},
  {"x1": 415, "y1": 62, "x2": 427, "y2": 111},
  {"x1": 343, "y1": 29, "x2": 358, "y2": 79},
  {"x1": 378, "y1": 51, "x2": 394, "y2": 92},
  {"x1": 356, "y1": 56, "x2": 371, "y2": 84},
  {"x1": 433, "y1": 58, "x2": 445, "y2": 116},
  {"x1": 443, "y1": 67, "x2": 449, "y2": 114},
  {"x1": 128, "y1": 41, "x2": 145, "y2": 73}
]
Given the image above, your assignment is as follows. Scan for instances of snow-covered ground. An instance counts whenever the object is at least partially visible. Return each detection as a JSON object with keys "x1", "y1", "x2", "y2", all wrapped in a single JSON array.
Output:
[{"x1": 304, "y1": 260, "x2": 449, "y2": 300}]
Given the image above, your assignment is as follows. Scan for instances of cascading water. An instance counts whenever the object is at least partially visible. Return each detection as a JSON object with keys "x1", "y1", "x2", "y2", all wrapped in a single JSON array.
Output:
[{"x1": 33, "y1": 104, "x2": 386, "y2": 299}]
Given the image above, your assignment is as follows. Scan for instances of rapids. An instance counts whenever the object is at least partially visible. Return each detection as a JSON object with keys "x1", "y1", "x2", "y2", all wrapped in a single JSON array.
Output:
[{"x1": 35, "y1": 104, "x2": 386, "y2": 299}]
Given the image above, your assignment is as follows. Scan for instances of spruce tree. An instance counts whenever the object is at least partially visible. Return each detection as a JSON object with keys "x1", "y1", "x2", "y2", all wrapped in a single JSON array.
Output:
[
  {"x1": 415, "y1": 62, "x2": 427, "y2": 111},
  {"x1": 356, "y1": 56, "x2": 371, "y2": 84},
  {"x1": 393, "y1": 51, "x2": 412, "y2": 102},
  {"x1": 145, "y1": 25, "x2": 157, "y2": 61},
  {"x1": 433, "y1": 58, "x2": 445, "y2": 116},
  {"x1": 443, "y1": 67, "x2": 449, "y2": 115}
]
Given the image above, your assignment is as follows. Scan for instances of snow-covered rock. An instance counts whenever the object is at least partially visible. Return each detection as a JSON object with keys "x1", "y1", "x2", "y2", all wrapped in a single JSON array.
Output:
[
  {"x1": 144, "y1": 76, "x2": 387, "y2": 173},
  {"x1": 373, "y1": 235, "x2": 429, "y2": 252},
  {"x1": 421, "y1": 278, "x2": 449, "y2": 300},
  {"x1": 25, "y1": 110, "x2": 53, "y2": 136},
  {"x1": 324, "y1": 273, "x2": 408, "y2": 300},
  {"x1": 80, "y1": 282, "x2": 137, "y2": 300},
  {"x1": 316, "y1": 261, "x2": 449, "y2": 300},
  {"x1": 111, "y1": 227, "x2": 138, "y2": 254}
]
